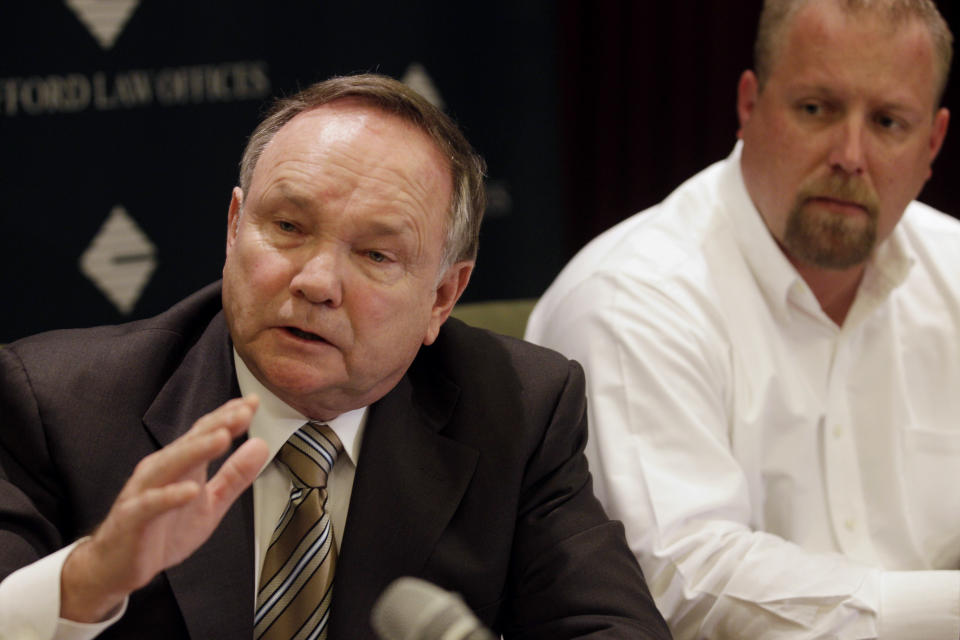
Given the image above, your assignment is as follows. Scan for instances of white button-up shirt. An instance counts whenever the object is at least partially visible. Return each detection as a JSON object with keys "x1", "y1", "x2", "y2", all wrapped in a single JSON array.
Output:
[{"x1": 527, "y1": 144, "x2": 960, "y2": 639}]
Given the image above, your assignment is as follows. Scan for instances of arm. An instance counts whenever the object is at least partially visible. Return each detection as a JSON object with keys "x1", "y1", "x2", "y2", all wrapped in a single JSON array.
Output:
[
  {"x1": 502, "y1": 358, "x2": 672, "y2": 639},
  {"x1": 527, "y1": 276, "x2": 960, "y2": 640},
  {"x1": 59, "y1": 396, "x2": 268, "y2": 622},
  {"x1": 0, "y1": 346, "x2": 268, "y2": 638}
]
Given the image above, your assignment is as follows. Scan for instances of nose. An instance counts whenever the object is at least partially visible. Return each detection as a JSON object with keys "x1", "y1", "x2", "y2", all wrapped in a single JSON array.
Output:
[
  {"x1": 828, "y1": 116, "x2": 867, "y2": 176},
  {"x1": 289, "y1": 249, "x2": 343, "y2": 307}
]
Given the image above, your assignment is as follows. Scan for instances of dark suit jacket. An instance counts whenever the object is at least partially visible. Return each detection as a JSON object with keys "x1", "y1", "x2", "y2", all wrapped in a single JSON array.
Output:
[{"x1": 0, "y1": 282, "x2": 670, "y2": 639}]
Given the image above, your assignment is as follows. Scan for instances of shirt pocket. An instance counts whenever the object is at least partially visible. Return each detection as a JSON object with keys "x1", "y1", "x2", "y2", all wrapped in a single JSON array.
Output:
[
  {"x1": 902, "y1": 426, "x2": 960, "y2": 455},
  {"x1": 901, "y1": 426, "x2": 960, "y2": 567}
]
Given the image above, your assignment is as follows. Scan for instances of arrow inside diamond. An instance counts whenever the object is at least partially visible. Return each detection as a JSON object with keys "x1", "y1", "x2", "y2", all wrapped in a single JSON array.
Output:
[
  {"x1": 79, "y1": 205, "x2": 157, "y2": 314},
  {"x1": 64, "y1": 0, "x2": 141, "y2": 50}
]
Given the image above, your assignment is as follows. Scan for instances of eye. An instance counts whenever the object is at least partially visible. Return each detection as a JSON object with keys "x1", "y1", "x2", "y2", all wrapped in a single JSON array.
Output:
[
  {"x1": 366, "y1": 250, "x2": 388, "y2": 263},
  {"x1": 276, "y1": 220, "x2": 298, "y2": 233},
  {"x1": 875, "y1": 113, "x2": 903, "y2": 131},
  {"x1": 800, "y1": 101, "x2": 822, "y2": 116}
]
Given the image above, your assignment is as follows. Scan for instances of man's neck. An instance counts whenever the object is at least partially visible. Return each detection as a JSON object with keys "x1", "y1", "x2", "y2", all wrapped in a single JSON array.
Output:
[{"x1": 790, "y1": 257, "x2": 866, "y2": 326}]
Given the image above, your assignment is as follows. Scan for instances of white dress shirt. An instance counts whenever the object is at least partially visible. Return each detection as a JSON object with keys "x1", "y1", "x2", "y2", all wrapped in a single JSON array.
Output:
[
  {"x1": 235, "y1": 351, "x2": 364, "y2": 589},
  {"x1": 0, "y1": 350, "x2": 364, "y2": 640},
  {"x1": 526, "y1": 144, "x2": 960, "y2": 639}
]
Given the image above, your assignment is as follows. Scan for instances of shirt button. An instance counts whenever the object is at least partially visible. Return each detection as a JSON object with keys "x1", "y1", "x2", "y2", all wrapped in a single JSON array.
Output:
[
  {"x1": 845, "y1": 518, "x2": 856, "y2": 532},
  {"x1": 833, "y1": 425, "x2": 844, "y2": 438}
]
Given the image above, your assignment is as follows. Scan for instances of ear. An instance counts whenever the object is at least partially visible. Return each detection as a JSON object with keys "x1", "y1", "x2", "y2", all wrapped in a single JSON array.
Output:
[
  {"x1": 929, "y1": 107, "x2": 950, "y2": 163},
  {"x1": 226, "y1": 187, "x2": 244, "y2": 254},
  {"x1": 423, "y1": 261, "x2": 474, "y2": 346},
  {"x1": 736, "y1": 70, "x2": 760, "y2": 139}
]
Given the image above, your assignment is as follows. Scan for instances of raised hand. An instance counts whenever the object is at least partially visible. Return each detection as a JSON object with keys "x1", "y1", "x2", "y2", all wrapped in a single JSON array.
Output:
[{"x1": 59, "y1": 396, "x2": 270, "y2": 623}]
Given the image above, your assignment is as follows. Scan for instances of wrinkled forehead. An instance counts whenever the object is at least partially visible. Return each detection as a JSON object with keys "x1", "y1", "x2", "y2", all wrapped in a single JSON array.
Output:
[
  {"x1": 256, "y1": 101, "x2": 456, "y2": 243},
  {"x1": 262, "y1": 104, "x2": 438, "y2": 171},
  {"x1": 251, "y1": 103, "x2": 454, "y2": 244}
]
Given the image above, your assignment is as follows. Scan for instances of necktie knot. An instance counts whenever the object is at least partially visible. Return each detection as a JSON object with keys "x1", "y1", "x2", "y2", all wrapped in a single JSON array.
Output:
[{"x1": 276, "y1": 421, "x2": 343, "y2": 489}]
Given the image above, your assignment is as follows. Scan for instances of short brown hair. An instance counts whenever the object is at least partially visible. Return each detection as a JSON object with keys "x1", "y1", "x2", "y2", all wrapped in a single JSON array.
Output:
[
  {"x1": 238, "y1": 73, "x2": 487, "y2": 267},
  {"x1": 754, "y1": 0, "x2": 953, "y2": 104}
]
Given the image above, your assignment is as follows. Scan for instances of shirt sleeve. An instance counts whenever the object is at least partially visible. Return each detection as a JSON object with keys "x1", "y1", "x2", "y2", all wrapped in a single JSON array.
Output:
[
  {"x1": 0, "y1": 540, "x2": 127, "y2": 640},
  {"x1": 526, "y1": 275, "x2": 960, "y2": 640}
]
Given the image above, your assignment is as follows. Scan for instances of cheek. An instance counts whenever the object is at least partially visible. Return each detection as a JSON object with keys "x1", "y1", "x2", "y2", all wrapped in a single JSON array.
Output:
[
  {"x1": 224, "y1": 242, "x2": 294, "y2": 327},
  {"x1": 348, "y1": 283, "x2": 434, "y2": 346},
  {"x1": 873, "y1": 151, "x2": 929, "y2": 202},
  {"x1": 234, "y1": 239, "x2": 295, "y2": 290}
]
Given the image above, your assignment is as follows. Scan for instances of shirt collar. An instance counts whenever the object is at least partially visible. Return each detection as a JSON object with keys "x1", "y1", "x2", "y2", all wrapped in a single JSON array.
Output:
[
  {"x1": 233, "y1": 350, "x2": 366, "y2": 472},
  {"x1": 723, "y1": 142, "x2": 808, "y2": 319},
  {"x1": 855, "y1": 223, "x2": 915, "y2": 317},
  {"x1": 726, "y1": 141, "x2": 915, "y2": 322}
]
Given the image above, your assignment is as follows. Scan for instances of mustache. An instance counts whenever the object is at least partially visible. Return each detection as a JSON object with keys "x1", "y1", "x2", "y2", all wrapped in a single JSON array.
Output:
[{"x1": 795, "y1": 174, "x2": 880, "y2": 218}]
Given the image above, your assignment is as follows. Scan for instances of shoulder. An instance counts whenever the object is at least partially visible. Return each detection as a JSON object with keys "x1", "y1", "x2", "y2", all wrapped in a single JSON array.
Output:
[
  {"x1": 891, "y1": 201, "x2": 960, "y2": 299},
  {"x1": 396, "y1": 319, "x2": 592, "y2": 501},
  {"x1": 528, "y1": 157, "x2": 737, "y2": 343},
  {"x1": 897, "y1": 201, "x2": 960, "y2": 268},
  {"x1": 427, "y1": 317, "x2": 578, "y2": 392},
  {"x1": 415, "y1": 318, "x2": 584, "y2": 429},
  {"x1": 6, "y1": 282, "x2": 222, "y2": 356},
  {"x1": 2, "y1": 282, "x2": 226, "y2": 401},
  {"x1": 900, "y1": 200, "x2": 960, "y2": 237}
]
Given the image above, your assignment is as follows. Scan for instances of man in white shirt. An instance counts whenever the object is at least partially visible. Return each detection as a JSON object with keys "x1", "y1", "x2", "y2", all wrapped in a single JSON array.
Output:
[
  {"x1": 0, "y1": 74, "x2": 672, "y2": 639},
  {"x1": 527, "y1": 0, "x2": 960, "y2": 638}
]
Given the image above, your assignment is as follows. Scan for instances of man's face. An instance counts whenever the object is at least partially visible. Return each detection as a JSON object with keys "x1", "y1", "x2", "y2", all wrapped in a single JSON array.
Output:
[
  {"x1": 738, "y1": 0, "x2": 949, "y2": 270},
  {"x1": 222, "y1": 101, "x2": 472, "y2": 420}
]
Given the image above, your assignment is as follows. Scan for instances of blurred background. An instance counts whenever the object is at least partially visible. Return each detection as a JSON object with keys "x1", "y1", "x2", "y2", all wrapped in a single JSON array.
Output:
[{"x1": 2, "y1": 0, "x2": 958, "y2": 342}]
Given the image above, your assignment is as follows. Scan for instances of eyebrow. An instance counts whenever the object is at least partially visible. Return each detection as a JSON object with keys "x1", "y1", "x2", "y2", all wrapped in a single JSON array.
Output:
[
  {"x1": 788, "y1": 83, "x2": 925, "y2": 114},
  {"x1": 355, "y1": 217, "x2": 418, "y2": 240},
  {"x1": 268, "y1": 184, "x2": 419, "y2": 238},
  {"x1": 271, "y1": 184, "x2": 312, "y2": 211}
]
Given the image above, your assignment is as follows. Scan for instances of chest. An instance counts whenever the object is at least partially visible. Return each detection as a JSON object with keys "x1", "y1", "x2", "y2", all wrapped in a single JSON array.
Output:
[{"x1": 722, "y1": 283, "x2": 960, "y2": 568}]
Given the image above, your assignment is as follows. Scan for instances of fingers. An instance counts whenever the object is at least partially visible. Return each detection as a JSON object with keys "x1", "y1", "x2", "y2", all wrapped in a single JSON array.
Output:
[
  {"x1": 122, "y1": 396, "x2": 261, "y2": 496},
  {"x1": 187, "y1": 395, "x2": 259, "y2": 439},
  {"x1": 59, "y1": 396, "x2": 266, "y2": 624},
  {"x1": 113, "y1": 480, "x2": 202, "y2": 527},
  {"x1": 206, "y1": 437, "x2": 271, "y2": 518},
  {"x1": 122, "y1": 427, "x2": 231, "y2": 496}
]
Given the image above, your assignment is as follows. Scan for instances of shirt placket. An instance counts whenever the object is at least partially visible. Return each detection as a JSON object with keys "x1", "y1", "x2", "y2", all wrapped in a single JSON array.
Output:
[{"x1": 822, "y1": 328, "x2": 879, "y2": 564}]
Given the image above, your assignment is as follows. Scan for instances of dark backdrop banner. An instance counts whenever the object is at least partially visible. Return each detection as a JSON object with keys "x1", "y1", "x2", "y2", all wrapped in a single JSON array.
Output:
[
  {"x1": 4, "y1": 2, "x2": 960, "y2": 343},
  {"x1": 0, "y1": 0, "x2": 562, "y2": 341}
]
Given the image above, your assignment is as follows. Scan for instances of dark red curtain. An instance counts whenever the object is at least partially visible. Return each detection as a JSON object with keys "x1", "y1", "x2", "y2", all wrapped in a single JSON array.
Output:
[{"x1": 558, "y1": 0, "x2": 960, "y2": 257}]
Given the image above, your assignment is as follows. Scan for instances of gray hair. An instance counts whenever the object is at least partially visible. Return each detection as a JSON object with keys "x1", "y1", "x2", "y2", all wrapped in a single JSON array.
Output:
[
  {"x1": 238, "y1": 73, "x2": 487, "y2": 268},
  {"x1": 754, "y1": 0, "x2": 953, "y2": 104}
]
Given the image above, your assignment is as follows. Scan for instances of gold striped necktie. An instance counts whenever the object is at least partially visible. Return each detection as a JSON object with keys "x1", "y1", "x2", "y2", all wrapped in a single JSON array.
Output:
[{"x1": 255, "y1": 422, "x2": 343, "y2": 640}]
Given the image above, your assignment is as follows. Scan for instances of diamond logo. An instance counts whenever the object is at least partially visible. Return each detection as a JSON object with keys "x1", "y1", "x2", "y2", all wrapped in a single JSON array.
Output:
[
  {"x1": 64, "y1": 0, "x2": 141, "y2": 50},
  {"x1": 401, "y1": 63, "x2": 445, "y2": 109},
  {"x1": 80, "y1": 205, "x2": 157, "y2": 314}
]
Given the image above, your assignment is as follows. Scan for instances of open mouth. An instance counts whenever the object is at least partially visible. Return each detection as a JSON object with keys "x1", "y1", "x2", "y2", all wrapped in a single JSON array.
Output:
[{"x1": 286, "y1": 327, "x2": 326, "y2": 342}]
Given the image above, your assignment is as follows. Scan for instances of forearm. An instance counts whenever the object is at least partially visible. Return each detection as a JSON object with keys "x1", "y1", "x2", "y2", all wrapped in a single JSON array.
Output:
[
  {"x1": 640, "y1": 520, "x2": 960, "y2": 639},
  {"x1": 0, "y1": 541, "x2": 124, "y2": 640},
  {"x1": 60, "y1": 538, "x2": 128, "y2": 623}
]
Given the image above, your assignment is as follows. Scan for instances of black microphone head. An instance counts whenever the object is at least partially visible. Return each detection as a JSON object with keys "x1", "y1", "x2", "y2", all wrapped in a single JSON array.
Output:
[{"x1": 370, "y1": 577, "x2": 496, "y2": 640}]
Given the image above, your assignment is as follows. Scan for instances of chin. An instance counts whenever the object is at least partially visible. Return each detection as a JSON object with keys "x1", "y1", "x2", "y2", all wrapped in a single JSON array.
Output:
[{"x1": 255, "y1": 355, "x2": 344, "y2": 396}]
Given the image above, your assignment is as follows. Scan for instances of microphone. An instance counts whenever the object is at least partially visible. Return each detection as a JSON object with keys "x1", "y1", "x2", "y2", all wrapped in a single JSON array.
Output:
[{"x1": 370, "y1": 577, "x2": 496, "y2": 640}]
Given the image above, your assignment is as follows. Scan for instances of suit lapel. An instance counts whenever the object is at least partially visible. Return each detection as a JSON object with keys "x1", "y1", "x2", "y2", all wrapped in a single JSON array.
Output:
[
  {"x1": 142, "y1": 313, "x2": 256, "y2": 639},
  {"x1": 329, "y1": 360, "x2": 479, "y2": 639}
]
